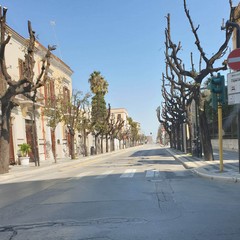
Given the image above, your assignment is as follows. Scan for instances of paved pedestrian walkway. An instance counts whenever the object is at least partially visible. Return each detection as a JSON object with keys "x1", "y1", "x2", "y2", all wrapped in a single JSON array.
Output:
[{"x1": 166, "y1": 147, "x2": 240, "y2": 183}]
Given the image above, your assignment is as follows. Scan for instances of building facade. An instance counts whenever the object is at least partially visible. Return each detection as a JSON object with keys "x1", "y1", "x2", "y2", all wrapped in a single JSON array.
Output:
[
  {"x1": 2, "y1": 25, "x2": 73, "y2": 164},
  {"x1": 110, "y1": 108, "x2": 129, "y2": 150}
]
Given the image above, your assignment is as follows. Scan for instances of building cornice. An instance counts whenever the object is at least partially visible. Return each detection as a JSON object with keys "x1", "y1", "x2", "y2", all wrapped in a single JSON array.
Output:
[
  {"x1": 36, "y1": 42, "x2": 73, "y2": 77},
  {"x1": 6, "y1": 24, "x2": 73, "y2": 77},
  {"x1": 6, "y1": 25, "x2": 27, "y2": 46}
]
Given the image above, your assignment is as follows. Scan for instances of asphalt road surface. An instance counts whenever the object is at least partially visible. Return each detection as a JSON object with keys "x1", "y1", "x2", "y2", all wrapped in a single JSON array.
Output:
[{"x1": 0, "y1": 145, "x2": 240, "y2": 240}]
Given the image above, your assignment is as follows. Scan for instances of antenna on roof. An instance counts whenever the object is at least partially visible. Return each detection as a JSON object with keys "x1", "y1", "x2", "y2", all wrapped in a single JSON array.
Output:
[{"x1": 50, "y1": 20, "x2": 63, "y2": 60}]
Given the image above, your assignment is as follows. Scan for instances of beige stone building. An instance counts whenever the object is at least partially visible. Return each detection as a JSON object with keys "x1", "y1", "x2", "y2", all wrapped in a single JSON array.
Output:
[
  {"x1": 2, "y1": 25, "x2": 73, "y2": 164},
  {"x1": 1, "y1": 24, "x2": 143, "y2": 164},
  {"x1": 110, "y1": 108, "x2": 129, "y2": 128},
  {"x1": 110, "y1": 108, "x2": 129, "y2": 149},
  {"x1": 110, "y1": 108, "x2": 142, "y2": 148}
]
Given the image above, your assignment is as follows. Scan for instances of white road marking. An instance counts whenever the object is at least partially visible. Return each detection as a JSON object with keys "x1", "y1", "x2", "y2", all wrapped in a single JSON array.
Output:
[
  {"x1": 120, "y1": 169, "x2": 136, "y2": 178},
  {"x1": 75, "y1": 171, "x2": 92, "y2": 178},
  {"x1": 95, "y1": 170, "x2": 114, "y2": 179}
]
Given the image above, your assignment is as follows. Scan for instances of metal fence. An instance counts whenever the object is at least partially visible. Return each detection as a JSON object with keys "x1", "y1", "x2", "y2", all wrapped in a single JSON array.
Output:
[{"x1": 208, "y1": 114, "x2": 238, "y2": 139}]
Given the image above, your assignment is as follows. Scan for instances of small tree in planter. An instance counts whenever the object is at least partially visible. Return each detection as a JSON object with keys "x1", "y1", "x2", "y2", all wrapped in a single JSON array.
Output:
[{"x1": 19, "y1": 143, "x2": 31, "y2": 166}]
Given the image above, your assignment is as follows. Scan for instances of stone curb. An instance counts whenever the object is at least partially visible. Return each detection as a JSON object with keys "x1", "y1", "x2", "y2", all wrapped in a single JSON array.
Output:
[
  {"x1": 192, "y1": 167, "x2": 240, "y2": 183},
  {"x1": 165, "y1": 148, "x2": 240, "y2": 183}
]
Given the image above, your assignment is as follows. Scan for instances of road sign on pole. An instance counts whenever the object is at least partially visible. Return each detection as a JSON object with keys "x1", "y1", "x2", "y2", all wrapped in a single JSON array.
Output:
[
  {"x1": 226, "y1": 22, "x2": 240, "y2": 173},
  {"x1": 227, "y1": 71, "x2": 240, "y2": 105},
  {"x1": 227, "y1": 48, "x2": 240, "y2": 71}
]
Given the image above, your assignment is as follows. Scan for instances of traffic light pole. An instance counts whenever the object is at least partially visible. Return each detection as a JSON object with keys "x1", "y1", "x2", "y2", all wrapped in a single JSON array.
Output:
[
  {"x1": 226, "y1": 21, "x2": 240, "y2": 173},
  {"x1": 210, "y1": 74, "x2": 225, "y2": 171},
  {"x1": 218, "y1": 103, "x2": 223, "y2": 172}
]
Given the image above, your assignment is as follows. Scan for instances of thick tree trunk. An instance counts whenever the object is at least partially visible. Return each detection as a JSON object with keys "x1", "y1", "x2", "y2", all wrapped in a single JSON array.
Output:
[
  {"x1": 172, "y1": 126, "x2": 176, "y2": 149},
  {"x1": 51, "y1": 129, "x2": 56, "y2": 163},
  {"x1": 110, "y1": 136, "x2": 114, "y2": 152},
  {"x1": 94, "y1": 135, "x2": 98, "y2": 155},
  {"x1": 0, "y1": 103, "x2": 11, "y2": 174},
  {"x1": 111, "y1": 137, "x2": 115, "y2": 152},
  {"x1": 176, "y1": 123, "x2": 181, "y2": 150},
  {"x1": 0, "y1": 122, "x2": 10, "y2": 173},
  {"x1": 70, "y1": 133, "x2": 75, "y2": 159},
  {"x1": 83, "y1": 131, "x2": 88, "y2": 157},
  {"x1": 199, "y1": 108, "x2": 213, "y2": 161},
  {"x1": 170, "y1": 133, "x2": 173, "y2": 148},
  {"x1": 186, "y1": 118, "x2": 192, "y2": 154},
  {"x1": 105, "y1": 134, "x2": 109, "y2": 153},
  {"x1": 101, "y1": 135, "x2": 103, "y2": 154}
]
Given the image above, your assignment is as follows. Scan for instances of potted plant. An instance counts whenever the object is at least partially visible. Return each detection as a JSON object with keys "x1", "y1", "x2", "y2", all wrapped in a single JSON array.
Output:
[{"x1": 19, "y1": 143, "x2": 31, "y2": 166}]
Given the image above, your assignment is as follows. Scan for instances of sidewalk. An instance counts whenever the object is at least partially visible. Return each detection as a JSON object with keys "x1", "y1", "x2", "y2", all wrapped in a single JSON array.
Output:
[{"x1": 166, "y1": 147, "x2": 240, "y2": 183}]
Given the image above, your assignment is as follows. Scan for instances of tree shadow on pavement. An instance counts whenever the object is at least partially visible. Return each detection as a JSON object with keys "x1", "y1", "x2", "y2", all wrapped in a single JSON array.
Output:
[{"x1": 130, "y1": 149, "x2": 169, "y2": 157}]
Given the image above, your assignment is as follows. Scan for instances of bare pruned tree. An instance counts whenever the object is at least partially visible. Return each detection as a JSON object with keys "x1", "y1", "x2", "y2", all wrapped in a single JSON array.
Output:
[
  {"x1": 0, "y1": 7, "x2": 55, "y2": 173},
  {"x1": 163, "y1": 0, "x2": 238, "y2": 160}
]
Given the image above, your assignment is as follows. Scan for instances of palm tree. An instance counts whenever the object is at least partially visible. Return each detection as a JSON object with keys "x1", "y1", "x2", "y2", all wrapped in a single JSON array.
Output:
[
  {"x1": 88, "y1": 71, "x2": 108, "y2": 94},
  {"x1": 88, "y1": 71, "x2": 109, "y2": 154}
]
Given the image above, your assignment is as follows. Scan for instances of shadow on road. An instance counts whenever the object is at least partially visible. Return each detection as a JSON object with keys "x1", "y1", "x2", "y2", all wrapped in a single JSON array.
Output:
[
  {"x1": 137, "y1": 159, "x2": 181, "y2": 165},
  {"x1": 130, "y1": 148, "x2": 169, "y2": 157}
]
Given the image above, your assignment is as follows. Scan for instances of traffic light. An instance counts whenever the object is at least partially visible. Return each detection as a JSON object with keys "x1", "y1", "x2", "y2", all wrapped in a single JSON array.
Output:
[
  {"x1": 210, "y1": 73, "x2": 225, "y2": 104},
  {"x1": 210, "y1": 91, "x2": 217, "y2": 110}
]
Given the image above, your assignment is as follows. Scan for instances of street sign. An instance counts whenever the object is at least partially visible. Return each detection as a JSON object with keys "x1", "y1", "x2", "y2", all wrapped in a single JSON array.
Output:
[
  {"x1": 227, "y1": 48, "x2": 240, "y2": 71},
  {"x1": 227, "y1": 71, "x2": 240, "y2": 105}
]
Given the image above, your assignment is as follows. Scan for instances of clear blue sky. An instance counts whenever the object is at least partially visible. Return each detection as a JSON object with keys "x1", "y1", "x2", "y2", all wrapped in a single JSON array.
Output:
[{"x1": 1, "y1": 0, "x2": 239, "y2": 140}]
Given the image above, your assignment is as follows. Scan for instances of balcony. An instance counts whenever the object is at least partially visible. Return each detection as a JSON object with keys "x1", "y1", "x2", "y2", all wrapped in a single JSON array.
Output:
[{"x1": 15, "y1": 92, "x2": 45, "y2": 108}]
